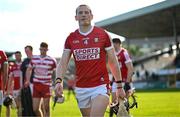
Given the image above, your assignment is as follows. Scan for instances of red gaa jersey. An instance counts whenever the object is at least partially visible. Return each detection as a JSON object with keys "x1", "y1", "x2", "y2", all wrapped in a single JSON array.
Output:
[
  {"x1": 116, "y1": 48, "x2": 132, "y2": 82},
  {"x1": 0, "y1": 50, "x2": 8, "y2": 90},
  {"x1": 9, "y1": 62, "x2": 22, "y2": 90},
  {"x1": 64, "y1": 26, "x2": 113, "y2": 88}
]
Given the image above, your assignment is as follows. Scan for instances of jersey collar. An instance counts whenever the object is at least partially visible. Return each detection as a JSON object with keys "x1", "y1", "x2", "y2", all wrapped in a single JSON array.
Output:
[{"x1": 78, "y1": 26, "x2": 94, "y2": 36}]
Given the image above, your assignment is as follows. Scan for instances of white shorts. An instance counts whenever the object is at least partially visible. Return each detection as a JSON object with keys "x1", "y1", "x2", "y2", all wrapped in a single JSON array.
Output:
[
  {"x1": 0, "y1": 90, "x2": 3, "y2": 105},
  {"x1": 13, "y1": 90, "x2": 21, "y2": 98},
  {"x1": 75, "y1": 84, "x2": 109, "y2": 109}
]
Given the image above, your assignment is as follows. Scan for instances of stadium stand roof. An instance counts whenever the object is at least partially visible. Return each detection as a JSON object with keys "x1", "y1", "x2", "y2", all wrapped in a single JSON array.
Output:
[{"x1": 95, "y1": 0, "x2": 180, "y2": 40}]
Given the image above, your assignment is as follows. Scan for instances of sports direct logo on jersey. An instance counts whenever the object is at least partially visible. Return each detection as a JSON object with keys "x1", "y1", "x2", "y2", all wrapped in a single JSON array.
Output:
[{"x1": 74, "y1": 47, "x2": 100, "y2": 61}]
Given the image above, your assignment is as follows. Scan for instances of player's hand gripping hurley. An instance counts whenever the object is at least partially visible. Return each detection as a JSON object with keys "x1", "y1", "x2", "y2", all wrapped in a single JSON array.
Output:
[
  {"x1": 110, "y1": 80, "x2": 130, "y2": 117},
  {"x1": 53, "y1": 77, "x2": 65, "y2": 110}
]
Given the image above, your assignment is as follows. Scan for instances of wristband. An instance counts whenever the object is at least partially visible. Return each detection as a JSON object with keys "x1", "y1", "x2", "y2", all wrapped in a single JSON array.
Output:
[
  {"x1": 115, "y1": 80, "x2": 122, "y2": 83},
  {"x1": 55, "y1": 77, "x2": 62, "y2": 84}
]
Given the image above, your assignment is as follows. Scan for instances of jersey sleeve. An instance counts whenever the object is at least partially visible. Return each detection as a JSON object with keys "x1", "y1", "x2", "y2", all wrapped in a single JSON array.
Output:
[
  {"x1": 104, "y1": 31, "x2": 113, "y2": 51},
  {"x1": 64, "y1": 33, "x2": 73, "y2": 52}
]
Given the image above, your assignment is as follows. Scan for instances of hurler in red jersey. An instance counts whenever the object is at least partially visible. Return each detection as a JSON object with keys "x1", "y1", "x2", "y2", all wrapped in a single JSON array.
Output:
[
  {"x1": 55, "y1": 4, "x2": 125, "y2": 117},
  {"x1": 65, "y1": 26, "x2": 112, "y2": 88},
  {"x1": 116, "y1": 48, "x2": 132, "y2": 82}
]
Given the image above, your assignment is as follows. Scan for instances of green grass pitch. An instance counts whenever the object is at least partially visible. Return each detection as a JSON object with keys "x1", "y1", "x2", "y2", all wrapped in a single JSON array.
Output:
[{"x1": 1, "y1": 89, "x2": 180, "y2": 117}]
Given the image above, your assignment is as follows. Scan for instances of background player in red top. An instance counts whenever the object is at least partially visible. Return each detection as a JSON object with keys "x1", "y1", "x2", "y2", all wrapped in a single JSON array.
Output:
[
  {"x1": 0, "y1": 50, "x2": 8, "y2": 117},
  {"x1": 8, "y1": 51, "x2": 22, "y2": 116},
  {"x1": 55, "y1": 4, "x2": 125, "y2": 117},
  {"x1": 26, "y1": 42, "x2": 56, "y2": 117},
  {"x1": 110, "y1": 38, "x2": 134, "y2": 116}
]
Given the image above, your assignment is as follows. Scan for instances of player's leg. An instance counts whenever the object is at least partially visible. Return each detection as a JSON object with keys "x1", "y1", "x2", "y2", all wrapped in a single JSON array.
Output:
[
  {"x1": 80, "y1": 108, "x2": 91, "y2": 117},
  {"x1": 14, "y1": 96, "x2": 21, "y2": 116},
  {"x1": 40, "y1": 99, "x2": 45, "y2": 116},
  {"x1": 13, "y1": 91, "x2": 19, "y2": 116},
  {"x1": 91, "y1": 94, "x2": 109, "y2": 117},
  {"x1": 14, "y1": 90, "x2": 22, "y2": 116},
  {"x1": 75, "y1": 87, "x2": 91, "y2": 117},
  {"x1": 33, "y1": 98, "x2": 42, "y2": 117},
  {"x1": 43, "y1": 98, "x2": 50, "y2": 117},
  {"x1": 42, "y1": 83, "x2": 51, "y2": 117}
]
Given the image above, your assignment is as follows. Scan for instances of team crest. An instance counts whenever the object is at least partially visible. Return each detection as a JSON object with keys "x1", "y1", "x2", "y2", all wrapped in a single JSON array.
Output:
[
  {"x1": 94, "y1": 38, "x2": 99, "y2": 43},
  {"x1": 82, "y1": 38, "x2": 89, "y2": 45}
]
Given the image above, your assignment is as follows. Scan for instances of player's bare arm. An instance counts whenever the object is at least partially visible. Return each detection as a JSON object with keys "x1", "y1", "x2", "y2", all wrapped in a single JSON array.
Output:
[
  {"x1": 25, "y1": 66, "x2": 32, "y2": 87},
  {"x1": 55, "y1": 50, "x2": 72, "y2": 97},
  {"x1": 107, "y1": 48, "x2": 125, "y2": 98},
  {"x1": 3, "y1": 62, "x2": 8, "y2": 88},
  {"x1": 125, "y1": 62, "x2": 134, "y2": 83},
  {"x1": 7, "y1": 71, "x2": 14, "y2": 95},
  {"x1": 107, "y1": 48, "x2": 122, "y2": 82}
]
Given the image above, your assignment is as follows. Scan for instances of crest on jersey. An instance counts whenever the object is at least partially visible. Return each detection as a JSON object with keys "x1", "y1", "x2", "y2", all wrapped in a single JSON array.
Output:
[
  {"x1": 94, "y1": 38, "x2": 99, "y2": 43},
  {"x1": 82, "y1": 38, "x2": 89, "y2": 45}
]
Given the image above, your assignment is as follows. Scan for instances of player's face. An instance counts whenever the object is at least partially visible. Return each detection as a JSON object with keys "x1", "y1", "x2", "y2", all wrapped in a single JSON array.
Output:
[
  {"x1": 25, "y1": 47, "x2": 32, "y2": 57},
  {"x1": 113, "y1": 43, "x2": 120, "y2": 50},
  {"x1": 40, "y1": 47, "x2": 48, "y2": 56},
  {"x1": 15, "y1": 53, "x2": 21, "y2": 62},
  {"x1": 75, "y1": 6, "x2": 93, "y2": 26}
]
